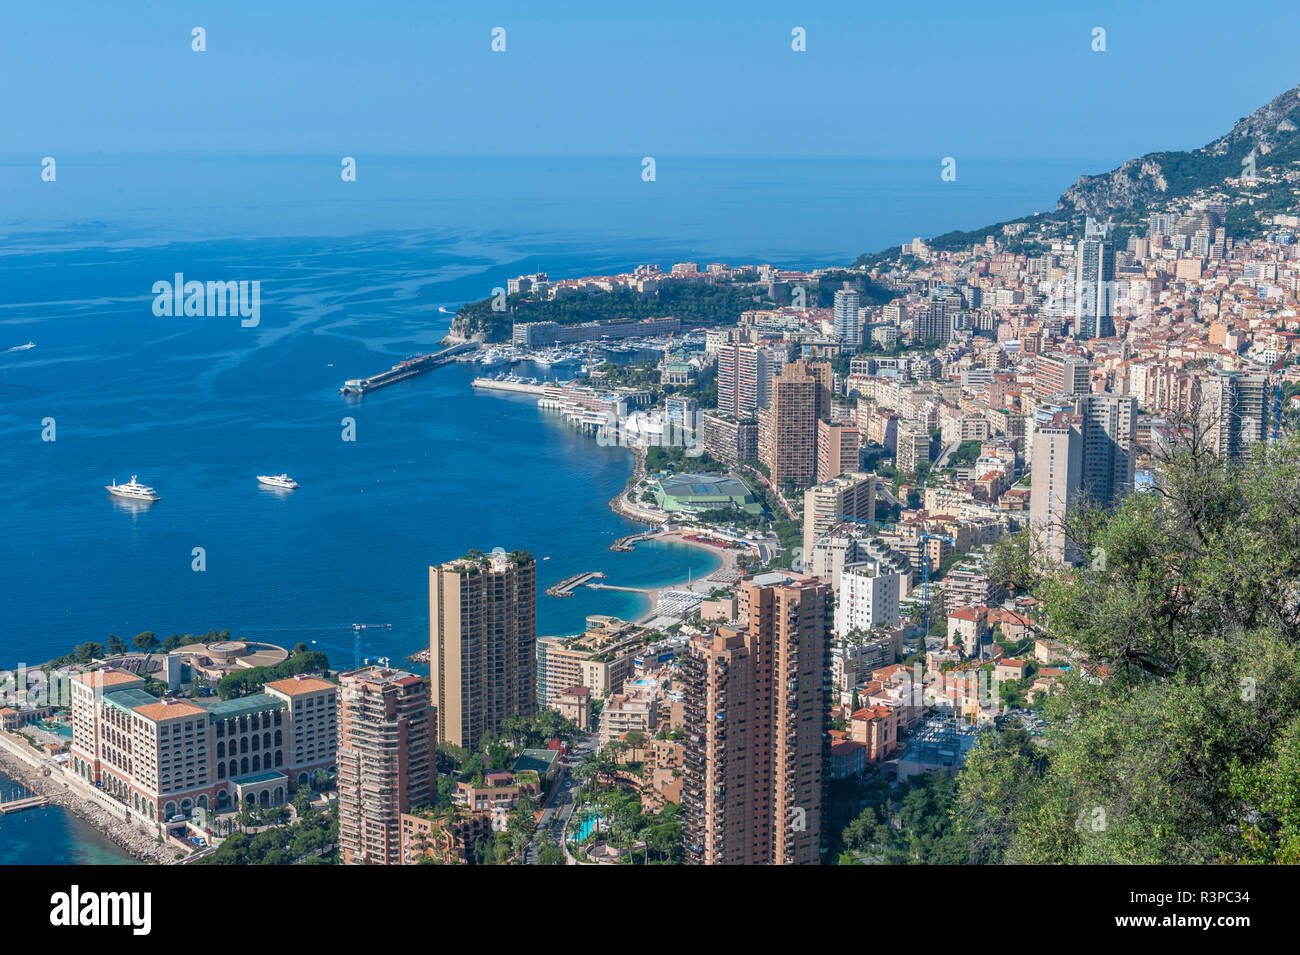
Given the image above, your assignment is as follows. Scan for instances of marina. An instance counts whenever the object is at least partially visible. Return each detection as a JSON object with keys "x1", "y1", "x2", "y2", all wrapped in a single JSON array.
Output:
[{"x1": 470, "y1": 375, "x2": 549, "y2": 396}]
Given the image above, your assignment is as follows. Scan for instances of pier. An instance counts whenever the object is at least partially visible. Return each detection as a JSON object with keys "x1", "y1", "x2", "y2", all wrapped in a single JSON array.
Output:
[
  {"x1": 611, "y1": 530, "x2": 660, "y2": 552},
  {"x1": 546, "y1": 571, "x2": 606, "y2": 598},
  {"x1": 340, "y1": 342, "x2": 478, "y2": 396},
  {"x1": 0, "y1": 794, "x2": 50, "y2": 814},
  {"x1": 471, "y1": 376, "x2": 548, "y2": 396},
  {"x1": 586, "y1": 582, "x2": 650, "y2": 594}
]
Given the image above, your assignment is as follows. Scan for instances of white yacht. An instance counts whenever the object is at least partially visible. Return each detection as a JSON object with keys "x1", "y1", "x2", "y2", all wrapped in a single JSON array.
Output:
[
  {"x1": 106, "y1": 475, "x2": 160, "y2": 502},
  {"x1": 257, "y1": 473, "x2": 299, "y2": 490}
]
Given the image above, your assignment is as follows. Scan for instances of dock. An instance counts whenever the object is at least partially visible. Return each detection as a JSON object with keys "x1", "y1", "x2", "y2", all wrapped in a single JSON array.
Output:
[
  {"x1": 611, "y1": 530, "x2": 660, "y2": 552},
  {"x1": 0, "y1": 795, "x2": 50, "y2": 814},
  {"x1": 586, "y1": 582, "x2": 650, "y2": 594},
  {"x1": 546, "y1": 571, "x2": 606, "y2": 598},
  {"x1": 340, "y1": 342, "x2": 478, "y2": 396},
  {"x1": 471, "y1": 377, "x2": 548, "y2": 396}
]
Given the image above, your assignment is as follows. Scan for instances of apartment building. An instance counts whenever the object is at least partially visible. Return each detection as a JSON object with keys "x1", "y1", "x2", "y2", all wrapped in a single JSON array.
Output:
[
  {"x1": 1034, "y1": 353, "x2": 1091, "y2": 399},
  {"x1": 1204, "y1": 369, "x2": 1269, "y2": 460},
  {"x1": 1075, "y1": 217, "x2": 1116, "y2": 339},
  {"x1": 816, "y1": 419, "x2": 861, "y2": 482},
  {"x1": 429, "y1": 549, "x2": 537, "y2": 749},
  {"x1": 1076, "y1": 393, "x2": 1137, "y2": 504},
  {"x1": 834, "y1": 285, "x2": 861, "y2": 349},
  {"x1": 337, "y1": 666, "x2": 435, "y2": 866},
  {"x1": 758, "y1": 360, "x2": 829, "y2": 488},
  {"x1": 835, "y1": 560, "x2": 903, "y2": 633},
  {"x1": 895, "y1": 420, "x2": 933, "y2": 474},
  {"x1": 717, "y1": 342, "x2": 777, "y2": 417},
  {"x1": 598, "y1": 688, "x2": 658, "y2": 745},
  {"x1": 849, "y1": 704, "x2": 899, "y2": 763},
  {"x1": 802, "y1": 470, "x2": 877, "y2": 561},
  {"x1": 701, "y1": 411, "x2": 758, "y2": 462},
  {"x1": 830, "y1": 629, "x2": 902, "y2": 700},
  {"x1": 1029, "y1": 412, "x2": 1084, "y2": 564},
  {"x1": 535, "y1": 616, "x2": 645, "y2": 705},
  {"x1": 681, "y1": 572, "x2": 832, "y2": 865}
]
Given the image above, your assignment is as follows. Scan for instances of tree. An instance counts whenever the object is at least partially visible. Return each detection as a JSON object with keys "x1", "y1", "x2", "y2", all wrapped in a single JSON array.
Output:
[
  {"x1": 132, "y1": 631, "x2": 160, "y2": 653},
  {"x1": 958, "y1": 431, "x2": 1300, "y2": 863},
  {"x1": 537, "y1": 840, "x2": 565, "y2": 865},
  {"x1": 73, "y1": 642, "x2": 104, "y2": 664}
]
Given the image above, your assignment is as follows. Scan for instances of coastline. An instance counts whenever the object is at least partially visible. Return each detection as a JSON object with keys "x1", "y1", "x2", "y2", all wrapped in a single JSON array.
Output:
[
  {"x1": 631, "y1": 530, "x2": 738, "y2": 621},
  {"x1": 0, "y1": 732, "x2": 174, "y2": 865},
  {"x1": 604, "y1": 445, "x2": 744, "y2": 622}
]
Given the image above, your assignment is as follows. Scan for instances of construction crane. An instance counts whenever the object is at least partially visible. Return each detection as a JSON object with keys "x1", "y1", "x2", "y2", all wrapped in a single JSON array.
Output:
[
  {"x1": 824, "y1": 513, "x2": 956, "y2": 637},
  {"x1": 237, "y1": 623, "x2": 392, "y2": 670}
]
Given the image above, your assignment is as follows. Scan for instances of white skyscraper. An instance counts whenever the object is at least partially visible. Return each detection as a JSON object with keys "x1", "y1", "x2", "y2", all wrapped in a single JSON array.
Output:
[{"x1": 834, "y1": 286, "x2": 861, "y2": 350}]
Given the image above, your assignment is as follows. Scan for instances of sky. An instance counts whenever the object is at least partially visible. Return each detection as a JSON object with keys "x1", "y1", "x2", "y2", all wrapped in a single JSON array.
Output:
[{"x1": 1, "y1": 1, "x2": 1299, "y2": 163}]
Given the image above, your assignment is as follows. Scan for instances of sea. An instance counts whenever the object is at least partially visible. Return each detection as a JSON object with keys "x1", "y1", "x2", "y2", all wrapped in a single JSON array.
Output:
[{"x1": 0, "y1": 152, "x2": 1114, "y2": 862}]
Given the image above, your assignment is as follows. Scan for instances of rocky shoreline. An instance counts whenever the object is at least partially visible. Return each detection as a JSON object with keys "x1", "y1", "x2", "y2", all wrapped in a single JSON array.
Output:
[
  {"x1": 0, "y1": 740, "x2": 175, "y2": 865},
  {"x1": 608, "y1": 446, "x2": 664, "y2": 525}
]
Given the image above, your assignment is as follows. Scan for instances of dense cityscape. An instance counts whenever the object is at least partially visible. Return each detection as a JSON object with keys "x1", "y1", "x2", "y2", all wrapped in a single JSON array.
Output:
[{"x1": 5, "y1": 82, "x2": 1300, "y2": 873}]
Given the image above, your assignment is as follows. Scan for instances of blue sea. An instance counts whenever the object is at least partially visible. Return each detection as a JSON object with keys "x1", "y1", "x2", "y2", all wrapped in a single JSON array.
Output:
[
  {"x1": 0, "y1": 152, "x2": 1108, "y2": 861},
  {"x1": 0, "y1": 771, "x2": 136, "y2": 864}
]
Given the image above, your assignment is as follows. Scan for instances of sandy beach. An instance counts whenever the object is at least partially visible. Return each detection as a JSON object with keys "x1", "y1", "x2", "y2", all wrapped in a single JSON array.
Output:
[{"x1": 618, "y1": 529, "x2": 745, "y2": 624}]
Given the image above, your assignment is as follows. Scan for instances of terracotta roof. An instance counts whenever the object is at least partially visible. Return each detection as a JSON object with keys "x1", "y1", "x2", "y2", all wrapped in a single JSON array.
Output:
[
  {"x1": 73, "y1": 669, "x2": 142, "y2": 688},
  {"x1": 133, "y1": 699, "x2": 207, "y2": 722},
  {"x1": 265, "y1": 676, "x2": 336, "y2": 696},
  {"x1": 851, "y1": 705, "x2": 893, "y2": 721}
]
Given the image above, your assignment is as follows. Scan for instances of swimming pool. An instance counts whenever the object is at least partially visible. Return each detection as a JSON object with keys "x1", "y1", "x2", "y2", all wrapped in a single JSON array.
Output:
[{"x1": 572, "y1": 813, "x2": 603, "y2": 842}]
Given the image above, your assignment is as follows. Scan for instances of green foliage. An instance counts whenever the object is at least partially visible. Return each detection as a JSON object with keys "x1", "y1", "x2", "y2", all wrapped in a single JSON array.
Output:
[
  {"x1": 200, "y1": 803, "x2": 337, "y2": 865},
  {"x1": 132, "y1": 631, "x2": 159, "y2": 653},
  {"x1": 834, "y1": 773, "x2": 973, "y2": 864},
  {"x1": 454, "y1": 283, "x2": 778, "y2": 342},
  {"x1": 644, "y1": 444, "x2": 722, "y2": 473},
  {"x1": 216, "y1": 650, "x2": 330, "y2": 700},
  {"x1": 948, "y1": 440, "x2": 982, "y2": 467},
  {"x1": 958, "y1": 435, "x2": 1300, "y2": 863},
  {"x1": 537, "y1": 840, "x2": 566, "y2": 865}
]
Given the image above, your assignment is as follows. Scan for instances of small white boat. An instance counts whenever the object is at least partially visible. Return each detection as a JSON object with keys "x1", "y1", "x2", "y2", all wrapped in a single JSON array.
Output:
[
  {"x1": 257, "y1": 474, "x2": 299, "y2": 490},
  {"x1": 106, "y1": 475, "x2": 160, "y2": 502}
]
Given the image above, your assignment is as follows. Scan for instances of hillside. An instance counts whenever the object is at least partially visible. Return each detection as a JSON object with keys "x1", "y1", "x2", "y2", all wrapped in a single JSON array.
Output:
[
  {"x1": 1058, "y1": 84, "x2": 1300, "y2": 217},
  {"x1": 854, "y1": 83, "x2": 1300, "y2": 267}
]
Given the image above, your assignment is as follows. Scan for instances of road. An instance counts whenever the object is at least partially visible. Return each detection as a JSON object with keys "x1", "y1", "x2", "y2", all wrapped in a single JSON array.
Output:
[
  {"x1": 933, "y1": 441, "x2": 961, "y2": 470},
  {"x1": 875, "y1": 481, "x2": 904, "y2": 509},
  {"x1": 525, "y1": 732, "x2": 597, "y2": 864}
]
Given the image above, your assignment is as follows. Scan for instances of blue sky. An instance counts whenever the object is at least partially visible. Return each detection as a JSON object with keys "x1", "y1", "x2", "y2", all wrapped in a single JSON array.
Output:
[{"x1": 3, "y1": 0, "x2": 1298, "y2": 162}]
